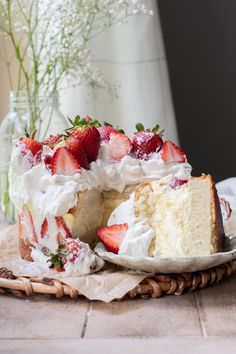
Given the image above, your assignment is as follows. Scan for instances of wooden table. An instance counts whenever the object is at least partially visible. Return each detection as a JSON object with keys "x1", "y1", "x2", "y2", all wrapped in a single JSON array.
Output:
[{"x1": 0, "y1": 216, "x2": 236, "y2": 354}]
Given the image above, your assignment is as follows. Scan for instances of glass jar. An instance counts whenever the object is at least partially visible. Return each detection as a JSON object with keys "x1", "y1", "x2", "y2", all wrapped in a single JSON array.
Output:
[{"x1": 0, "y1": 91, "x2": 68, "y2": 223}]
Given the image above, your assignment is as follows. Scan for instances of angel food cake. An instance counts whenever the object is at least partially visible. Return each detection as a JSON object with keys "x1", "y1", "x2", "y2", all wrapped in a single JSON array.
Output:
[
  {"x1": 98, "y1": 175, "x2": 225, "y2": 258},
  {"x1": 9, "y1": 115, "x2": 223, "y2": 274}
]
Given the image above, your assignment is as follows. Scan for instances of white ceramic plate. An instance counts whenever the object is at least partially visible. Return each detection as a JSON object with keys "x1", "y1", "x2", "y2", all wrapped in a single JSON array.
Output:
[{"x1": 94, "y1": 236, "x2": 236, "y2": 273}]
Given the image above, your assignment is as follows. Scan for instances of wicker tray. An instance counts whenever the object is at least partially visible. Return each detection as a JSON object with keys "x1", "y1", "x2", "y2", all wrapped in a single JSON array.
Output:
[{"x1": 0, "y1": 260, "x2": 236, "y2": 300}]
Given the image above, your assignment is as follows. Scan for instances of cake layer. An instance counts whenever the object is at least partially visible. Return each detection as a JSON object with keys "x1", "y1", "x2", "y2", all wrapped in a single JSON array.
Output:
[{"x1": 133, "y1": 175, "x2": 225, "y2": 257}]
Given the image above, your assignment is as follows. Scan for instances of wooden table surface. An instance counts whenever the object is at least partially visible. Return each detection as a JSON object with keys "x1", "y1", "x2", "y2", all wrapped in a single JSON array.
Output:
[{"x1": 0, "y1": 215, "x2": 236, "y2": 354}]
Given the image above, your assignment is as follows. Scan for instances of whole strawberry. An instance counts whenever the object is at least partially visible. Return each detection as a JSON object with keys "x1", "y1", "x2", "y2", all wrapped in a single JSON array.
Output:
[
  {"x1": 132, "y1": 123, "x2": 163, "y2": 160},
  {"x1": 66, "y1": 135, "x2": 89, "y2": 170},
  {"x1": 68, "y1": 115, "x2": 101, "y2": 163}
]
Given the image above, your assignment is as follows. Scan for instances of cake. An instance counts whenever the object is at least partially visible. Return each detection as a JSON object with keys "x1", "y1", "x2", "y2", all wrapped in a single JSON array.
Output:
[
  {"x1": 98, "y1": 174, "x2": 225, "y2": 258},
  {"x1": 9, "y1": 115, "x2": 222, "y2": 274}
]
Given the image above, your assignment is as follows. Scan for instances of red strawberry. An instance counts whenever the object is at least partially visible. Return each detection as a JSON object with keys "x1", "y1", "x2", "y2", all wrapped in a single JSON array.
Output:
[
  {"x1": 171, "y1": 177, "x2": 188, "y2": 189},
  {"x1": 108, "y1": 132, "x2": 132, "y2": 161},
  {"x1": 71, "y1": 126, "x2": 101, "y2": 163},
  {"x1": 132, "y1": 131, "x2": 163, "y2": 160},
  {"x1": 55, "y1": 216, "x2": 72, "y2": 242},
  {"x1": 50, "y1": 147, "x2": 81, "y2": 176},
  {"x1": 160, "y1": 141, "x2": 187, "y2": 163},
  {"x1": 84, "y1": 115, "x2": 93, "y2": 122},
  {"x1": 54, "y1": 265, "x2": 64, "y2": 272},
  {"x1": 44, "y1": 154, "x2": 52, "y2": 166},
  {"x1": 97, "y1": 126, "x2": 120, "y2": 142},
  {"x1": 41, "y1": 218, "x2": 48, "y2": 238},
  {"x1": 20, "y1": 137, "x2": 43, "y2": 156},
  {"x1": 43, "y1": 135, "x2": 61, "y2": 149},
  {"x1": 66, "y1": 135, "x2": 89, "y2": 170},
  {"x1": 97, "y1": 223, "x2": 128, "y2": 254}
]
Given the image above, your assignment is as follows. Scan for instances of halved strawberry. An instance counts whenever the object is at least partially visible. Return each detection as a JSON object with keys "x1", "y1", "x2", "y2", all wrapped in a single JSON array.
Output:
[
  {"x1": 97, "y1": 126, "x2": 120, "y2": 142},
  {"x1": 50, "y1": 147, "x2": 81, "y2": 176},
  {"x1": 160, "y1": 141, "x2": 187, "y2": 163},
  {"x1": 43, "y1": 135, "x2": 61, "y2": 149},
  {"x1": 97, "y1": 223, "x2": 128, "y2": 254},
  {"x1": 108, "y1": 132, "x2": 132, "y2": 161},
  {"x1": 66, "y1": 135, "x2": 89, "y2": 170}
]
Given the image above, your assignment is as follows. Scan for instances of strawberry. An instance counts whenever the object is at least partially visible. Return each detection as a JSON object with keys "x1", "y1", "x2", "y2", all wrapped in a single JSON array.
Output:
[
  {"x1": 67, "y1": 115, "x2": 101, "y2": 163},
  {"x1": 97, "y1": 223, "x2": 128, "y2": 254},
  {"x1": 71, "y1": 126, "x2": 100, "y2": 163},
  {"x1": 132, "y1": 123, "x2": 163, "y2": 160},
  {"x1": 20, "y1": 137, "x2": 43, "y2": 156},
  {"x1": 160, "y1": 141, "x2": 187, "y2": 163},
  {"x1": 54, "y1": 265, "x2": 64, "y2": 272},
  {"x1": 41, "y1": 218, "x2": 48, "y2": 238},
  {"x1": 97, "y1": 125, "x2": 120, "y2": 142},
  {"x1": 171, "y1": 177, "x2": 188, "y2": 189},
  {"x1": 108, "y1": 132, "x2": 132, "y2": 161},
  {"x1": 55, "y1": 216, "x2": 72, "y2": 242},
  {"x1": 50, "y1": 147, "x2": 81, "y2": 176},
  {"x1": 43, "y1": 135, "x2": 61, "y2": 149},
  {"x1": 65, "y1": 135, "x2": 89, "y2": 170},
  {"x1": 44, "y1": 154, "x2": 52, "y2": 166},
  {"x1": 84, "y1": 115, "x2": 93, "y2": 122}
]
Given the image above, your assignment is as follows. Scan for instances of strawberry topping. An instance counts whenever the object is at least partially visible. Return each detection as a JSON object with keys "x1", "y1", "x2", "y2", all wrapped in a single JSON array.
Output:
[
  {"x1": 171, "y1": 177, "x2": 188, "y2": 189},
  {"x1": 97, "y1": 223, "x2": 128, "y2": 254},
  {"x1": 160, "y1": 141, "x2": 187, "y2": 163},
  {"x1": 108, "y1": 132, "x2": 132, "y2": 161},
  {"x1": 97, "y1": 125, "x2": 120, "y2": 142},
  {"x1": 42, "y1": 135, "x2": 61, "y2": 149},
  {"x1": 50, "y1": 147, "x2": 81, "y2": 176}
]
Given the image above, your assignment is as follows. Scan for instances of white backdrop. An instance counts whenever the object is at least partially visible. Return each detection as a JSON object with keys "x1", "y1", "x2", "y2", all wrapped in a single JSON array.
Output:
[{"x1": 60, "y1": 0, "x2": 178, "y2": 143}]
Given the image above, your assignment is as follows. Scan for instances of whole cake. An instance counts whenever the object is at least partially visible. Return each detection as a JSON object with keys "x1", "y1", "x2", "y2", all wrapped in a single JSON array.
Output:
[{"x1": 8, "y1": 115, "x2": 224, "y2": 273}]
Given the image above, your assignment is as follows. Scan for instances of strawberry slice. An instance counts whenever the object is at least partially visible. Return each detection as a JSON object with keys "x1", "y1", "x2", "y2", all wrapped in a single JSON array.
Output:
[
  {"x1": 56, "y1": 216, "x2": 72, "y2": 242},
  {"x1": 108, "y1": 132, "x2": 132, "y2": 161},
  {"x1": 160, "y1": 141, "x2": 187, "y2": 163},
  {"x1": 170, "y1": 177, "x2": 188, "y2": 189},
  {"x1": 41, "y1": 218, "x2": 49, "y2": 238},
  {"x1": 50, "y1": 147, "x2": 81, "y2": 176},
  {"x1": 97, "y1": 126, "x2": 120, "y2": 142},
  {"x1": 97, "y1": 223, "x2": 128, "y2": 254}
]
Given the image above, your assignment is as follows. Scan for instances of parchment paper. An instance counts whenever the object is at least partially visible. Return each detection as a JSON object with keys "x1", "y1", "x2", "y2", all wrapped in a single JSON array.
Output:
[{"x1": 0, "y1": 225, "x2": 147, "y2": 302}]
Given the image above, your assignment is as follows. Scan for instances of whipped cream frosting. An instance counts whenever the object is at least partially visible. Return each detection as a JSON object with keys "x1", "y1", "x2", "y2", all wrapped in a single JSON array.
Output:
[
  {"x1": 108, "y1": 193, "x2": 155, "y2": 258},
  {"x1": 9, "y1": 142, "x2": 191, "y2": 213}
]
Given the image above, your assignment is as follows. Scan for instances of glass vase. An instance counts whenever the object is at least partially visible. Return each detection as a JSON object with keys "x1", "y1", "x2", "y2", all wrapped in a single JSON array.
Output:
[{"x1": 0, "y1": 91, "x2": 68, "y2": 223}]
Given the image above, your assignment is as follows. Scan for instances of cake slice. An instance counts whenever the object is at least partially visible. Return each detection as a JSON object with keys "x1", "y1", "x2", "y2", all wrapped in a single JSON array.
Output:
[
  {"x1": 134, "y1": 175, "x2": 224, "y2": 257},
  {"x1": 102, "y1": 175, "x2": 225, "y2": 258}
]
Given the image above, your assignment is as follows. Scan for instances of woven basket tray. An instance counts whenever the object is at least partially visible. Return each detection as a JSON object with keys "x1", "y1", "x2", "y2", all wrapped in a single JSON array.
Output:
[{"x1": 0, "y1": 260, "x2": 235, "y2": 300}]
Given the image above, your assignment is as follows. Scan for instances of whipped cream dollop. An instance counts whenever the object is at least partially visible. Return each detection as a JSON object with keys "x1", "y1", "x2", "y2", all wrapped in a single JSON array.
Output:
[{"x1": 108, "y1": 193, "x2": 155, "y2": 258}]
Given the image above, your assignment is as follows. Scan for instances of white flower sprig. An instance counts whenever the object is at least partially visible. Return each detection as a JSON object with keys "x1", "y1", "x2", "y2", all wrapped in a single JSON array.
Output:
[{"x1": 0, "y1": 0, "x2": 152, "y2": 134}]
